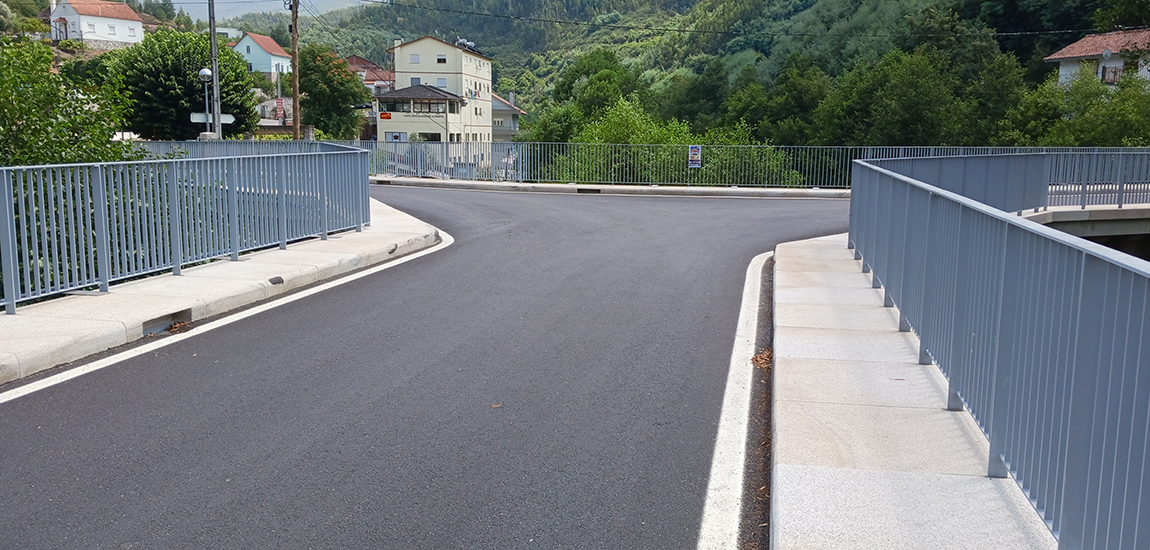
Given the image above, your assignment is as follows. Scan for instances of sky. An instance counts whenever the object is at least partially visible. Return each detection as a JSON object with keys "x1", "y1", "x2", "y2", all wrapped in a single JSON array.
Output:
[{"x1": 172, "y1": 0, "x2": 361, "y2": 24}]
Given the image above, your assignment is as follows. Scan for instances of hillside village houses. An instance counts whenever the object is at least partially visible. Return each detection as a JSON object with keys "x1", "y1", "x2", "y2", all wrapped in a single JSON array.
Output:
[
  {"x1": 1045, "y1": 28, "x2": 1150, "y2": 84},
  {"x1": 375, "y1": 36, "x2": 495, "y2": 142},
  {"x1": 232, "y1": 32, "x2": 291, "y2": 82},
  {"x1": 492, "y1": 92, "x2": 525, "y2": 142},
  {"x1": 49, "y1": 0, "x2": 143, "y2": 50}
]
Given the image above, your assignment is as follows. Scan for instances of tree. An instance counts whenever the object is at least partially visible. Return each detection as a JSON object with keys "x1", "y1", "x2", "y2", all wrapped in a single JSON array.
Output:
[
  {"x1": 0, "y1": 2, "x2": 16, "y2": 33},
  {"x1": 270, "y1": 24, "x2": 290, "y2": 48},
  {"x1": 1094, "y1": 0, "x2": 1150, "y2": 29},
  {"x1": 113, "y1": 29, "x2": 258, "y2": 140},
  {"x1": 15, "y1": 16, "x2": 50, "y2": 34},
  {"x1": 174, "y1": 8, "x2": 194, "y2": 32},
  {"x1": 813, "y1": 47, "x2": 969, "y2": 146},
  {"x1": 1000, "y1": 67, "x2": 1150, "y2": 146},
  {"x1": 553, "y1": 49, "x2": 638, "y2": 104},
  {"x1": 756, "y1": 53, "x2": 833, "y2": 145},
  {"x1": 519, "y1": 101, "x2": 585, "y2": 143},
  {"x1": 299, "y1": 43, "x2": 372, "y2": 139},
  {"x1": 0, "y1": 37, "x2": 138, "y2": 166}
]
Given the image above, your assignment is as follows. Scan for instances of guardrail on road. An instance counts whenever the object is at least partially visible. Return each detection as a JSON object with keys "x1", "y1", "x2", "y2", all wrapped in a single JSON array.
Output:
[
  {"x1": 0, "y1": 143, "x2": 369, "y2": 314},
  {"x1": 850, "y1": 152, "x2": 1150, "y2": 548}
]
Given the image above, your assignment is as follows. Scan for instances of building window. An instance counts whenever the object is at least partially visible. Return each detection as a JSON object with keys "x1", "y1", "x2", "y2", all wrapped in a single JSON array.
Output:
[
  {"x1": 494, "y1": 119, "x2": 503, "y2": 126},
  {"x1": 437, "y1": 54, "x2": 447, "y2": 64},
  {"x1": 128, "y1": 27, "x2": 135, "y2": 37},
  {"x1": 436, "y1": 78, "x2": 447, "y2": 88},
  {"x1": 410, "y1": 77, "x2": 420, "y2": 86},
  {"x1": 108, "y1": 25, "x2": 115, "y2": 35},
  {"x1": 448, "y1": 101, "x2": 457, "y2": 114},
  {"x1": 409, "y1": 53, "x2": 420, "y2": 64},
  {"x1": 1103, "y1": 66, "x2": 1122, "y2": 84},
  {"x1": 87, "y1": 23, "x2": 95, "y2": 33},
  {"x1": 247, "y1": 63, "x2": 253, "y2": 72},
  {"x1": 246, "y1": 46, "x2": 251, "y2": 53}
]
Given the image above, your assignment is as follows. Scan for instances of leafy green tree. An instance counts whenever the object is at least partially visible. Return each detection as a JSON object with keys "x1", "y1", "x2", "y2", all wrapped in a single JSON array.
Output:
[
  {"x1": 0, "y1": 37, "x2": 138, "y2": 166},
  {"x1": 270, "y1": 24, "x2": 290, "y2": 48},
  {"x1": 0, "y1": 2, "x2": 16, "y2": 33},
  {"x1": 519, "y1": 101, "x2": 586, "y2": 143},
  {"x1": 813, "y1": 47, "x2": 968, "y2": 146},
  {"x1": 5, "y1": 0, "x2": 46, "y2": 18},
  {"x1": 174, "y1": 8, "x2": 194, "y2": 32},
  {"x1": 1000, "y1": 67, "x2": 1150, "y2": 146},
  {"x1": 114, "y1": 29, "x2": 258, "y2": 139},
  {"x1": 15, "y1": 16, "x2": 49, "y2": 34},
  {"x1": 1095, "y1": 0, "x2": 1150, "y2": 29},
  {"x1": 757, "y1": 53, "x2": 833, "y2": 145},
  {"x1": 553, "y1": 49, "x2": 638, "y2": 104},
  {"x1": 299, "y1": 43, "x2": 372, "y2": 139},
  {"x1": 651, "y1": 58, "x2": 730, "y2": 134}
]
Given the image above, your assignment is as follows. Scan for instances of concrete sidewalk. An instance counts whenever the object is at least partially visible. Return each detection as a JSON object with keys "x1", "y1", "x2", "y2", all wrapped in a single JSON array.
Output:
[
  {"x1": 371, "y1": 176, "x2": 851, "y2": 199},
  {"x1": 0, "y1": 199, "x2": 440, "y2": 386},
  {"x1": 771, "y1": 233, "x2": 1056, "y2": 549}
]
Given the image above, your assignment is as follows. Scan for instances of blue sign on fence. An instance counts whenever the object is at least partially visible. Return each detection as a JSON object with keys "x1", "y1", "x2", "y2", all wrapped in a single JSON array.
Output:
[{"x1": 688, "y1": 145, "x2": 702, "y2": 168}]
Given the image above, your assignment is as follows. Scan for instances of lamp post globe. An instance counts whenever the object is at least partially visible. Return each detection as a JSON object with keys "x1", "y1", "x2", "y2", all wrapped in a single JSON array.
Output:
[{"x1": 198, "y1": 68, "x2": 213, "y2": 133}]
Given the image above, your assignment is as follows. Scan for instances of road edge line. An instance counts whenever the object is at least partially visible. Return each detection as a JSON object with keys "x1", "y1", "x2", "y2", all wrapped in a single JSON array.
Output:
[
  {"x1": 0, "y1": 230, "x2": 455, "y2": 406},
  {"x1": 696, "y1": 250, "x2": 773, "y2": 549}
]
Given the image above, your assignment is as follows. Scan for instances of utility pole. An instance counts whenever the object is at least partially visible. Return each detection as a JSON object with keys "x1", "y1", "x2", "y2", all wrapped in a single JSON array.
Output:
[
  {"x1": 287, "y1": 0, "x2": 300, "y2": 139},
  {"x1": 207, "y1": 0, "x2": 222, "y2": 138}
]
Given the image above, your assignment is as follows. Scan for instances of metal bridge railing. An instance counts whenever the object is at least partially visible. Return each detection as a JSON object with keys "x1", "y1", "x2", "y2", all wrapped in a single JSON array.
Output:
[
  {"x1": 849, "y1": 152, "x2": 1150, "y2": 548},
  {"x1": 0, "y1": 143, "x2": 369, "y2": 314},
  {"x1": 327, "y1": 141, "x2": 1150, "y2": 192}
]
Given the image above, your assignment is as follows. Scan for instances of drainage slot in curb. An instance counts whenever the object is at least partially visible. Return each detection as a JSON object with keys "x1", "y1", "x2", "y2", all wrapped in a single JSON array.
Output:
[
  {"x1": 576, "y1": 188, "x2": 601, "y2": 194},
  {"x1": 142, "y1": 309, "x2": 193, "y2": 336}
]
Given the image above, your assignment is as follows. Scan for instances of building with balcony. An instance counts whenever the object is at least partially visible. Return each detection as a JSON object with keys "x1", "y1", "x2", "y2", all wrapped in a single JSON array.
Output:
[{"x1": 381, "y1": 36, "x2": 492, "y2": 142}]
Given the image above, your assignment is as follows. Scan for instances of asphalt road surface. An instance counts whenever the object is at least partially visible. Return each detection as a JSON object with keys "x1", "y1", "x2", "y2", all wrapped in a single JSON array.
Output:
[{"x1": 0, "y1": 187, "x2": 849, "y2": 549}]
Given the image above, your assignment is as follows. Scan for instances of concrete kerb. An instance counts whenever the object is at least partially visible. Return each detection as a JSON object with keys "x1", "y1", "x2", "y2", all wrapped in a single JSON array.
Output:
[
  {"x1": 371, "y1": 176, "x2": 851, "y2": 199},
  {"x1": 0, "y1": 198, "x2": 441, "y2": 386}
]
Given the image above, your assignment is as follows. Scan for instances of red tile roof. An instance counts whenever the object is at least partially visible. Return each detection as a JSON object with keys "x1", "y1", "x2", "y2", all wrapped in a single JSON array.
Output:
[
  {"x1": 66, "y1": 0, "x2": 142, "y2": 22},
  {"x1": 345, "y1": 55, "x2": 383, "y2": 72},
  {"x1": 245, "y1": 32, "x2": 289, "y2": 58},
  {"x1": 1045, "y1": 29, "x2": 1150, "y2": 62}
]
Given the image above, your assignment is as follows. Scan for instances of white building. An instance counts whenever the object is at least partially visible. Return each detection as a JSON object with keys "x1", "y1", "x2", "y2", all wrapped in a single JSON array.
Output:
[
  {"x1": 233, "y1": 33, "x2": 292, "y2": 82},
  {"x1": 381, "y1": 36, "x2": 493, "y2": 142},
  {"x1": 1045, "y1": 29, "x2": 1150, "y2": 84},
  {"x1": 50, "y1": 0, "x2": 143, "y2": 50},
  {"x1": 492, "y1": 92, "x2": 525, "y2": 142}
]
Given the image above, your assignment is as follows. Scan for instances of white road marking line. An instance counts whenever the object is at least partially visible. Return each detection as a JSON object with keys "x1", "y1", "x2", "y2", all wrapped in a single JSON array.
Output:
[
  {"x1": 697, "y1": 251, "x2": 772, "y2": 549},
  {"x1": 0, "y1": 231, "x2": 455, "y2": 406}
]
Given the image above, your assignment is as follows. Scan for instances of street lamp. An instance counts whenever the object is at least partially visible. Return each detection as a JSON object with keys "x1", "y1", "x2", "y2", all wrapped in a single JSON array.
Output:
[{"x1": 198, "y1": 68, "x2": 212, "y2": 134}]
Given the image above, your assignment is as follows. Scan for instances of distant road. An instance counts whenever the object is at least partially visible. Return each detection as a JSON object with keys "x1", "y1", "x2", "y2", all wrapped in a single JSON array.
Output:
[{"x1": 0, "y1": 187, "x2": 848, "y2": 549}]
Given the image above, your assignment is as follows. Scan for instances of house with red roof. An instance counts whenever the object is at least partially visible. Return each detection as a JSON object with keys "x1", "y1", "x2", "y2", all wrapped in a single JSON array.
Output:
[
  {"x1": 1045, "y1": 29, "x2": 1150, "y2": 85},
  {"x1": 233, "y1": 32, "x2": 292, "y2": 82},
  {"x1": 345, "y1": 55, "x2": 395, "y2": 94},
  {"x1": 49, "y1": 0, "x2": 143, "y2": 50}
]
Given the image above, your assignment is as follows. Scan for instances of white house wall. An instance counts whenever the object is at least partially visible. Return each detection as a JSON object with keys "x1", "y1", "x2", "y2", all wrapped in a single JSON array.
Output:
[
  {"x1": 233, "y1": 36, "x2": 291, "y2": 76},
  {"x1": 52, "y1": 4, "x2": 142, "y2": 46},
  {"x1": 1058, "y1": 56, "x2": 1150, "y2": 83},
  {"x1": 392, "y1": 38, "x2": 493, "y2": 142}
]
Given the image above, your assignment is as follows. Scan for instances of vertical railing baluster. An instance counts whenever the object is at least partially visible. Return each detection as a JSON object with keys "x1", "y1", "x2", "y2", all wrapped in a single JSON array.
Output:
[
  {"x1": 1, "y1": 168, "x2": 17, "y2": 314},
  {"x1": 92, "y1": 165, "x2": 111, "y2": 292}
]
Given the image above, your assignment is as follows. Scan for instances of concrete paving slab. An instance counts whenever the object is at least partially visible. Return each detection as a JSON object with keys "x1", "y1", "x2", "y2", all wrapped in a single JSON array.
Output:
[
  {"x1": 775, "y1": 256, "x2": 865, "y2": 274},
  {"x1": 775, "y1": 303, "x2": 900, "y2": 330},
  {"x1": 774, "y1": 326, "x2": 920, "y2": 363},
  {"x1": 774, "y1": 239, "x2": 853, "y2": 261},
  {"x1": 772, "y1": 463, "x2": 1056, "y2": 550},
  {"x1": 774, "y1": 357, "x2": 947, "y2": 409},
  {"x1": 773, "y1": 286, "x2": 886, "y2": 306},
  {"x1": 775, "y1": 270, "x2": 872, "y2": 288},
  {"x1": 0, "y1": 198, "x2": 441, "y2": 385},
  {"x1": 774, "y1": 400, "x2": 988, "y2": 475}
]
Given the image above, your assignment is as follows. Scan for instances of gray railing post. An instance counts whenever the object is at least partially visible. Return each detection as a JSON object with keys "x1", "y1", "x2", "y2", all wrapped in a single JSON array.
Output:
[
  {"x1": 166, "y1": 161, "x2": 183, "y2": 276},
  {"x1": 360, "y1": 151, "x2": 368, "y2": 230},
  {"x1": 278, "y1": 155, "x2": 288, "y2": 250},
  {"x1": 1, "y1": 168, "x2": 17, "y2": 314},
  {"x1": 91, "y1": 164, "x2": 112, "y2": 292},
  {"x1": 320, "y1": 154, "x2": 329, "y2": 240},
  {"x1": 1117, "y1": 151, "x2": 1126, "y2": 208},
  {"x1": 228, "y1": 156, "x2": 240, "y2": 261}
]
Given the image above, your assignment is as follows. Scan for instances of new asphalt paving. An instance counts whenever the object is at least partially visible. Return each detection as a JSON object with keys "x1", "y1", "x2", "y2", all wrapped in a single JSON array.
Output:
[{"x1": 0, "y1": 186, "x2": 849, "y2": 549}]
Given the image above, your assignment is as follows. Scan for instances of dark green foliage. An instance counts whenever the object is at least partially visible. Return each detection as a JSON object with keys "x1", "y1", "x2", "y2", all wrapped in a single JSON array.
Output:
[
  {"x1": 0, "y1": 37, "x2": 138, "y2": 166},
  {"x1": 1095, "y1": 0, "x2": 1150, "y2": 29},
  {"x1": 298, "y1": 43, "x2": 372, "y2": 139},
  {"x1": 998, "y1": 68, "x2": 1150, "y2": 146},
  {"x1": 114, "y1": 29, "x2": 258, "y2": 140},
  {"x1": 520, "y1": 101, "x2": 586, "y2": 142},
  {"x1": 3, "y1": 0, "x2": 47, "y2": 19},
  {"x1": 953, "y1": 0, "x2": 1100, "y2": 83},
  {"x1": 651, "y1": 58, "x2": 729, "y2": 134},
  {"x1": 812, "y1": 47, "x2": 968, "y2": 146},
  {"x1": 756, "y1": 53, "x2": 832, "y2": 144}
]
